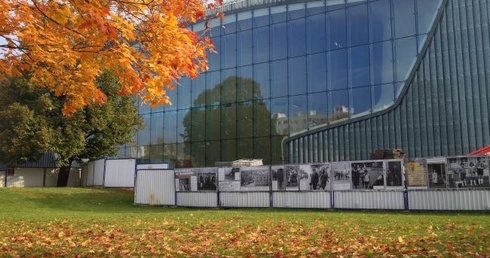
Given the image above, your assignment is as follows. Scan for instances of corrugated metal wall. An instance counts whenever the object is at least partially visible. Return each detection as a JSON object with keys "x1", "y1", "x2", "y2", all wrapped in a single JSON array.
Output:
[
  {"x1": 134, "y1": 169, "x2": 175, "y2": 206},
  {"x1": 408, "y1": 190, "x2": 490, "y2": 210},
  {"x1": 93, "y1": 159, "x2": 105, "y2": 186},
  {"x1": 334, "y1": 191, "x2": 405, "y2": 210},
  {"x1": 6, "y1": 168, "x2": 44, "y2": 187},
  {"x1": 176, "y1": 192, "x2": 218, "y2": 207},
  {"x1": 219, "y1": 192, "x2": 270, "y2": 208},
  {"x1": 273, "y1": 192, "x2": 331, "y2": 209},
  {"x1": 104, "y1": 159, "x2": 136, "y2": 187}
]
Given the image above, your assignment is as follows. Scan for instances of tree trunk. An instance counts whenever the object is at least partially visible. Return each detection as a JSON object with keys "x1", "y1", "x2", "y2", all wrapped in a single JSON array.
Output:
[{"x1": 57, "y1": 165, "x2": 71, "y2": 187}]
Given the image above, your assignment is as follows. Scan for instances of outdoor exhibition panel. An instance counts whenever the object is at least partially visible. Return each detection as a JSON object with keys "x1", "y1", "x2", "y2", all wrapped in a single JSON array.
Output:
[
  {"x1": 176, "y1": 192, "x2": 218, "y2": 208},
  {"x1": 272, "y1": 191, "x2": 331, "y2": 209},
  {"x1": 219, "y1": 192, "x2": 270, "y2": 208},
  {"x1": 104, "y1": 159, "x2": 137, "y2": 188},
  {"x1": 333, "y1": 190, "x2": 406, "y2": 210},
  {"x1": 134, "y1": 169, "x2": 175, "y2": 206},
  {"x1": 408, "y1": 189, "x2": 490, "y2": 211}
]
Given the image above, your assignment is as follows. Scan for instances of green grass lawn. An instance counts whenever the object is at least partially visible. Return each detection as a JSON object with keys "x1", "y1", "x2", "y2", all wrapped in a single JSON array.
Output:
[{"x1": 0, "y1": 187, "x2": 488, "y2": 257}]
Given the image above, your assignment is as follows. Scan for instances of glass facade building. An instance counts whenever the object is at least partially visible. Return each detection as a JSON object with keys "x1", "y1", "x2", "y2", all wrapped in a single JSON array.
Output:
[{"x1": 117, "y1": 0, "x2": 490, "y2": 168}]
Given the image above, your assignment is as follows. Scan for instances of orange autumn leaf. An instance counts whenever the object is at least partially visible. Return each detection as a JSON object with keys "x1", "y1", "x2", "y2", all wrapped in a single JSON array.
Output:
[{"x1": 0, "y1": 0, "x2": 222, "y2": 116}]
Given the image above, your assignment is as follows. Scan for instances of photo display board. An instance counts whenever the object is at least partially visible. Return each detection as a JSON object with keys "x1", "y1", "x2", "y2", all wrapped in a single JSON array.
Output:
[
  {"x1": 332, "y1": 161, "x2": 351, "y2": 190},
  {"x1": 298, "y1": 163, "x2": 331, "y2": 191},
  {"x1": 271, "y1": 165, "x2": 286, "y2": 191},
  {"x1": 284, "y1": 164, "x2": 301, "y2": 191},
  {"x1": 218, "y1": 167, "x2": 241, "y2": 191},
  {"x1": 405, "y1": 158, "x2": 428, "y2": 188},
  {"x1": 175, "y1": 167, "x2": 218, "y2": 191},
  {"x1": 240, "y1": 166, "x2": 270, "y2": 191},
  {"x1": 446, "y1": 156, "x2": 490, "y2": 188}
]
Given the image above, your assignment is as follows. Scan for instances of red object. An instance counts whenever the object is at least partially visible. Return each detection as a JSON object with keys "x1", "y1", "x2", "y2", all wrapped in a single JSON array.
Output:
[{"x1": 468, "y1": 145, "x2": 490, "y2": 155}]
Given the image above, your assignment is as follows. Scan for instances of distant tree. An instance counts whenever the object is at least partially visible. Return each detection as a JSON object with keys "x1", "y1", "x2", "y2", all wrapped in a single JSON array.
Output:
[
  {"x1": 181, "y1": 76, "x2": 282, "y2": 167},
  {"x1": 0, "y1": 72, "x2": 142, "y2": 186}
]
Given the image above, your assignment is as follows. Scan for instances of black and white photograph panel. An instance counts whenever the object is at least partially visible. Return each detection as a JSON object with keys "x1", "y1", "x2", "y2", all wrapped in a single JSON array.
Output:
[
  {"x1": 271, "y1": 165, "x2": 286, "y2": 191},
  {"x1": 175, "y1": 168, "x2": 193, "y2": 191},
  {"x1": 240, "y1": 166, "x2": 270, "y2": 191},
  {"x1": 428, "y1": 162, "x2": 447, "y2": 188},
  {"x1": 447, "y1": 156, "x2": 490, "y2": 188},
  {"x1": 332, "y1": 162, "x2": 351, "y2": 190},
  {"x1": 218, "y1": 167, "x2": 241, "y2": 191},
  {"x1": 197, "y1": 167, "x2": 218, "y2": 191},
  {"x1": 386, "y1": 160, "x2": 404, "y2": 188},
  {"x1": 351, "y1": 161, "x2": 384, "y2": 190},
  {"x1": 284, "y1": 164, "x2": 302, "y2": 191},
  {"x1": 298, "y1": 163, "x2": 331, "y2": 191}
]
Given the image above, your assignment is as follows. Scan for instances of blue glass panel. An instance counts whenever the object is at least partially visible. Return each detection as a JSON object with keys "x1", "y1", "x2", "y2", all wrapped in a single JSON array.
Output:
[
  {"x1": 307, "y1": 14, "x2": 326, "y2": 54},
  {"x1": 253, "y1": 62, "x2": 270, "y2": 99},
  {"x1": 308, "y1": 53, "x2": 327, "y2": 93},
  {"x1": 289, "y1": 94, "x2": 308, "y2": 133},
  {"x1": 191, "y1": 74, "x2": 206, "y2": 107},
  {"x1": 207, "y1": 20, "x2": 221, "y2": 37},
  {"x1": 237, "y1": 66, "x2": 253, "y2": 101},
  {"x1": 222, "y1": 34, "x2": 236, "y2": 69},
  {"x1": 395, "y1": 36, "x2": 417, "y2": 81},
  {"x1": 221, "y1": 69, "x2": 236, "y2": 104},
  {"x1": 328, "y1": 49, "x2": 348, "y2": 90},
  {"x1": 372, "y1": 83, "x2": 394, "y2": 112},
  {"x1": 372, "y1": 40, "x2": 394, "y2": 84},
  {"x1": 208, "y1": 36, "x2": 220, "y2": 71},
  {"x1": 253, "y1": 26, "x2": 270, "y2": 63},
  {"x1": 206, "y1": 105, "x2": 221, "y2": 141},
  {"x1": 329, "y1": 89, "x2": 350, "y2": 122},
  {"x1": 254, "y1": 99, "x2": 271, "y2": 137},
  {"x1": 351, "y1": 86, "x2": 371, "y2": 116},
  {"x1": 347, "y1": 3, "x2": 368, "y2": 46},
  {"x1": 238, "y1": 11, "x2": 252, "y2": 31},
  {"x1": 177, "y1": 77, "x2": 191, "y2": 109},
  {"x1": 308, "y1": 92, "x2": 329, "y2": 127},
  {"x1": 369, "y1": 0, "x2": 391, "y2": 42},
  {"x1": 138, "y1": 97, "x2": 151, "y2": 114},
  {"x1": 206, "y1": 71, "x2": 220, "y2": 106},
  {"x1": 222, "y1": 14, "x2": 237, "y2": 34},
  {"x1": 271, "y1": 60, "x2": 288, "y2": 98},
  {"x1": 271, "y1": 22, "x2": 287, "y2": 60},
  {"x1": 177, "y1": 110, "x2": 188, "y2": 143},
  {"x1": 288, "y1": 18, "x2": 306, "y2": 57},
  {"x1": 350, "y1": 45, "x2": 370, "y2": 87},
  {"x1": 221, "y1": 101, "x2": 236, "y2": 140},
  {"x1": 289, "y1": 56, "x2": 307, "y2": 95},
  {"x1": 271, "y1": 6, "x2": 287, "y2": 24},
  {"x1": 327, "y1": 8, "x2": 347, "y2": 50},
  {"x1": 417, "y1": 0, "x2": 443, "y2": 34},
  {"x1": 164, "y1": 111, "x2": 177, "y2": 144},
  {"x1": 151, "y1": 112, "x2": 164, "y2": 144},
  {"x1": 237, "y1": 30, "x2": 252, "y2": 66},
  {"x1": 253, "y1": 8, "x2": 269, "y2": 27},
  {"x1": 393, "y1": 0, "x2": 415, "y2": 38},
  {"x1": 271, "y1": 97, "x2": 289, "y2": 135}
]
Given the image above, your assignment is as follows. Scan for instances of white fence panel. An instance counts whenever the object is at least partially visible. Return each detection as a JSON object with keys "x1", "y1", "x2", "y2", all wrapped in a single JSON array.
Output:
[
  {"x1": 135, "y1": 169, "x2": 175, "y2": 206},
  {"x1": 176, "y1": 192, "x2": 218, "y2": 207},
  {"x1": 82, "y1": 161, "x2": 95, "y2": 186},
  {"x1": 104, "y1": 159, "x2": 136, "y2": 187},
  {"x1": 6, "y1": 168, "x2": 44, "y2": 187},
  {"x1": 273, "y1": 192, "x2": 331, "y2": 209},
  {"x1": 334, "y1": 191, "x2": 405, "y2": 210},
  {"x1": 408, "y1": 190, "x2": 490, "y2": 210},
  {"x1": 93, "y1": 159, "x2": 105, "y2": 186},
  {"x1": 136, "y1": 163, "x2": 169, "y2": 170},
  {"x1": 0, "y1": 172, "x2": 4, "y2": 187},
  {"x1": 220, "y1": 192, "x2": 270, "y2": 208}
]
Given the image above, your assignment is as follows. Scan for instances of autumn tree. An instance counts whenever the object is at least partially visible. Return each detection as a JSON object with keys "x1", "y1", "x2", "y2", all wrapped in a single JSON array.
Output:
[
  {"x1": 0, "y1": 0, "x2": 222, "y2": 116},
  {"x1": 0, "y1": 72, "x2": 142, "y2": 186}
]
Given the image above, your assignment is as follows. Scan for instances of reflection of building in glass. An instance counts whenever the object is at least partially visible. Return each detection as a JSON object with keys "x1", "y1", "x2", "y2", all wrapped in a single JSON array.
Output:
[
  {"x1": 117, "y1": 0, "x2": 490, "y2": 168},
  {"x1": 273, "y1": 105, "x2": 352, "y2": 135}
]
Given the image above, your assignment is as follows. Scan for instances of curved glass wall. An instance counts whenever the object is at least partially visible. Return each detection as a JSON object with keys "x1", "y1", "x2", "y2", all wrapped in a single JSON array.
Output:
[{"x1": 118, "y1": 0, "x2": 443, "y2": 167}]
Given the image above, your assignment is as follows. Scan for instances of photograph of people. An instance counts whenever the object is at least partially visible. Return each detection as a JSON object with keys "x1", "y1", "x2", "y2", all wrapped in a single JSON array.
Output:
[
  {"x1": 351, "y1": 161, "x2": 384, "y2": 189},
  {"x1": 386, "y1": 161, "x2": 403, "y2": 187},
  {"x1": 448, "y1": 156, "x2": 490, "y2": 188},
  {"x1": 332, "y1": 162, "x2": 351, "y2": 190},
  {"x1": 197, "y1": 168, "x2": 217, "y2": 191},
  {"x1": 271, "y1": 165, "x2": 286, "y2": 191},
  {"x1": 299, "y1": 163, "x2": 330, "y2": 191}
]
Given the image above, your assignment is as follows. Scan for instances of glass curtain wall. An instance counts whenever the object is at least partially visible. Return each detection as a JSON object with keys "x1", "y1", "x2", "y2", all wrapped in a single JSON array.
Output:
[{"x1": 118, "y1": 0, "x2": 444, "y2": 167}]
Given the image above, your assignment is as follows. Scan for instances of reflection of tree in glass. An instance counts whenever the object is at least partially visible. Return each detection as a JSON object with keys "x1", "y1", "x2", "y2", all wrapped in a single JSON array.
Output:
[{"x1": 181, "y1": 76, "x2": 282, "y2": 167}]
